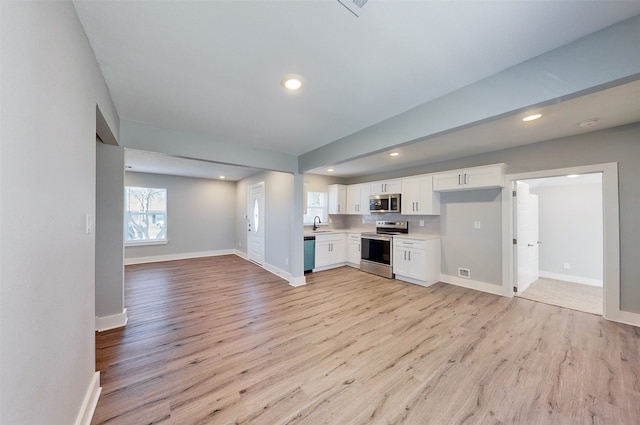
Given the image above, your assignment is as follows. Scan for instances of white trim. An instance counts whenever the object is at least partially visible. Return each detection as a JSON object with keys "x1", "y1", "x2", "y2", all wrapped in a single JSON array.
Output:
[
  {"x1": 538, "y1": 271, "x2": 603, "y2": 287},
  {"x1": 606, "y1": 310, "x2": 640, "y2": 328},
  {"x1": 440, "y1": 274, "x2": 504, "y2": 296},
  {"x1": 124, "y1": 249, "x2": 235, "y2": 265},
  {"x1": 262, "y1": 261, "x2": 291, "y2": 282},
  {"x1": 502, "y1": 163, "x2": 621, "y2": 321},
  {"x1": 395, "y1": 274, "x2": 437, "y2": 288},
  {"x1": 125, "y1": 239, "x2": 169, "y2": 247},
  {"x1": 74, "y1": 372, "x2": 101, "y2": 425},
  {"x1": 95, "y1": 308, "x2": 128, "y2": 332},
  {"x1": 289, "y1": 275, "x2": 307, "y2": 287},
  {"x1": 313, "y1": 262, "x2": 348, "y2": 272},
  {"x1": 234, "y1": 249, "x2": 248, "y2": 260}
]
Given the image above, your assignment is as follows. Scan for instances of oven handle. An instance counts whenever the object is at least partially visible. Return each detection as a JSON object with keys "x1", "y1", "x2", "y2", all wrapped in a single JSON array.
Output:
[{"x1": 361, "y1": 234, "x2": 392, "y2": 242}]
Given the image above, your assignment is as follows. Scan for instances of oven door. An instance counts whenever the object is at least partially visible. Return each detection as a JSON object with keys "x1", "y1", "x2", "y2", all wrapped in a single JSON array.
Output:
[{"x1": 361, "y1": 235, "x2": 391, "y2": 265}]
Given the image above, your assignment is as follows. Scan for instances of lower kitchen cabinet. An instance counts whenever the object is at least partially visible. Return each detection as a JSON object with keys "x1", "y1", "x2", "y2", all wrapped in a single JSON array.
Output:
[
  {"x1": 347, "y1": 233, "x2": 361, "y2": 267},
  {"x1": 392, "y1": 237, "x2": 441, "y2": 287},
  {"x1": 314, "y1": 233, "x2": 346, "y2": 270}
]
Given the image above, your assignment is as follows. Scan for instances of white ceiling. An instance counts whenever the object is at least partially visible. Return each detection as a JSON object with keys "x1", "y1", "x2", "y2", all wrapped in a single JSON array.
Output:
[{"x1": 74, "y1": 1, "x2": 640, "y2": 179}]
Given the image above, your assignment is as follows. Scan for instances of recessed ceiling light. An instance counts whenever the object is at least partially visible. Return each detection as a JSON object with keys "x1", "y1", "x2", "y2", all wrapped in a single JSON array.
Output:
[
  {"x1": 327, "y1": 168, "x2": 334, "y2": 172},
  {"x1": 567, "y1": 174, "x2": 580, "y2": 178},
  {"x1": 522, "y1": 113, "x2": 542, "y2": 122},
  {"x1": 389, "y1": 152, "x2": 399, "y2": 157},
  {"x1": 281, "y1": 75, "x2": 303, "y2": 91},
  {"x1": 219, "y1": 175, "x2": 226, "y2": 179}
]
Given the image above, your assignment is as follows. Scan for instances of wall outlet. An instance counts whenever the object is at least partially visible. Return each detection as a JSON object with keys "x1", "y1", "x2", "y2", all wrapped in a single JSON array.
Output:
[
  {"x1": 458, "y1": 267, "x2": 471, "y2": 279},
  {"x1": 563, "y1": 263, "x2": 571, "y2": 270},
  {"x1": 419, "y1": 220, "x2": 424, "y2": 227},
  {"x1": 329, "y1": 218, "x2": 333, "y2": 224},
  {"x1": 285, "y1": 258, "x2": 289, "y2": 265},
  {"x1": 362, "y1": 217, "x2": 366, "y2": 224},
  {"x1": 474, "y1": 220, "x2": 481, "y2": 229}
]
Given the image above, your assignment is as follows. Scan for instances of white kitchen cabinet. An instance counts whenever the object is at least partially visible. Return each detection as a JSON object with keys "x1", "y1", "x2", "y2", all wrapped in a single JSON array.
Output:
[
  {"x1": 393, "y1": 237, "x2": 441, "y2": 287},
  {"x1": 328, "y1": 184, "x2": 347, "y2": 214},
  {"x1": 433, "y1": 164, "x2": 505, "y2": 192},
  {"x1": 347, "y1": 233, "x2": 361, "y2": 267},
  {"x1": 347, "y1": 184, "x2": 369, "y2": 215},
  {"x1": 401, "y1": 175, "x2": 440, "y2": 215},
  {"x1": 369, "y1": 179, "x2": 402, "y2": 195},
  {"x1": 315, "y1": 233, "x2": 346, "y2": 270}
]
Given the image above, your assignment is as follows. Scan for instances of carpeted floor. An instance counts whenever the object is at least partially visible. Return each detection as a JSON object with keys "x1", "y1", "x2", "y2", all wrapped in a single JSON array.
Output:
[{"x1": 518, "y1": 277, "x2": 603, "y2": 315}]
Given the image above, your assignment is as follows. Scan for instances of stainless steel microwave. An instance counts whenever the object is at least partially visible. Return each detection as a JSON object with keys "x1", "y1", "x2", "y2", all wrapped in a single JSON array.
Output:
[{"x1": 369, "y1": 194, "x2": 401, "y2": 213}]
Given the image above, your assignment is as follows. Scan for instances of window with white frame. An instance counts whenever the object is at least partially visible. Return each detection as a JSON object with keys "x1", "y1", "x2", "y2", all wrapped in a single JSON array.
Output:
[
  {"x1": 125, "y1": 186, "x2": 167, "y2": 244},
  {"x1": 303, "y1": 191, "x2": 328, "y2": 225}
]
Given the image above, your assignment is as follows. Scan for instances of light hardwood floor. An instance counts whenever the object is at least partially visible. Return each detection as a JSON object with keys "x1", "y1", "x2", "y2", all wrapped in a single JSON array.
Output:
[{"x1": 93, "y1": 255, "x2": 640, "y2": 424}]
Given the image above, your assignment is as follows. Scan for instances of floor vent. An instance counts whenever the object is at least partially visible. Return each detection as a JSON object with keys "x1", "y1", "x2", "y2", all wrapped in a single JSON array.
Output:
[
  {"x1": 458, "y1": 268, "x2": 471, "y2": 279},
  {"x1": 338, "y1": 0, "x2": 368, "y2": 17}
]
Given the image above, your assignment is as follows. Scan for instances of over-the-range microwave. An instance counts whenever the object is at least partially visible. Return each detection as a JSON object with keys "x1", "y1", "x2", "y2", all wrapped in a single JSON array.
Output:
[{"x1": 369, "y1": 193, "x2": 401, "y2": 213}]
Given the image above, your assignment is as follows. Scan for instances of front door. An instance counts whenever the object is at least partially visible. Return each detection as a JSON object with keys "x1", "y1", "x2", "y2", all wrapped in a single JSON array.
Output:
[{"x1": 248, "y1": 183, "x2": 265, "y2": 265}]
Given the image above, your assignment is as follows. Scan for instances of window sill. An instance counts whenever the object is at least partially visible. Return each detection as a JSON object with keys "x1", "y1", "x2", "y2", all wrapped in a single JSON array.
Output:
[{"x1": 125, "y1": 239, "x2": 168, "y2": 247}]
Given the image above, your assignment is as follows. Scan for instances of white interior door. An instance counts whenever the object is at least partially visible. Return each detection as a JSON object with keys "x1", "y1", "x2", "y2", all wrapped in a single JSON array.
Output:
[
  {"x1": 516, "y1": 181, "x2": 539, "y2": 293},
  {"x1": 248, "y1": 183, "x2": 265, "y2": 265}
]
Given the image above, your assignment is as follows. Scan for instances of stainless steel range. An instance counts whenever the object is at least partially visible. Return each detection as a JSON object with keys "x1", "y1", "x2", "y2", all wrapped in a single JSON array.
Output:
[{"x1": 360, "y1": 221, "x2": 408, "y2": 279}]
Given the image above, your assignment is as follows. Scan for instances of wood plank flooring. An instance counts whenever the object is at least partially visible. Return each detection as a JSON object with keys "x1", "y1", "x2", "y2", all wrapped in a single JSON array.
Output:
[
  {"x1": 93, "y1": 255, "x2": 640, "y2": 424},
  {"x1": 519, "y1": 277, "x2": 603, "y2": 315}
]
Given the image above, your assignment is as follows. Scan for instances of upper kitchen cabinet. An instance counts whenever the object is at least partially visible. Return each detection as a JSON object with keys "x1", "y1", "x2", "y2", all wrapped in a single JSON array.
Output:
[
  {"x1": 347, "y1": 184, "x2": 369, "y2": 215},
  {"x1": 328, "y1": 184, "x2": 347, "y2": 214},
  {"x1": 433, "y1": 164, "x2": 506, "y2": 192},
  {"x1": 370, "y1": 179, "x2": 402, "y2": 195},
  {"x1": 401, "y1": 175, "x2": 440, "y2": 215}
]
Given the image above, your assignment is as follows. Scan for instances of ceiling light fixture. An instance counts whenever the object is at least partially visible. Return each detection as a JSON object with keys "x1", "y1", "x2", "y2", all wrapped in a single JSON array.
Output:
[
  {"x1": 281, "y1": 75, "x2": 303, "y2": 91},
  {"x1": 522, "y1": 113, "x2": 542, "y2": 122},
  {"x1": 327, "y1": 168, "x2": 334, "y2": 172},
  {"x1": 219, "y1": 175, "x2": 226, "y2": 179},
  {"x1": 567, "y1": 174, "x2": 580, "y2": 179},
  {"x1": 389, "y1": 152, "x2": 399, "y2": 157}
]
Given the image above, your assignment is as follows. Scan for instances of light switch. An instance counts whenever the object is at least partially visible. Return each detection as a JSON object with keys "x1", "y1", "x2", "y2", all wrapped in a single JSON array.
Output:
[
  {"x1": 474, "y1": 220, "x2": 481, "y2": 229},
  {"x1": 419, "y1": 220, "x2": 424, "y2": 227}
]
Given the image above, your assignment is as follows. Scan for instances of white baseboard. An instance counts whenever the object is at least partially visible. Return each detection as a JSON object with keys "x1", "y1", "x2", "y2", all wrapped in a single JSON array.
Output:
[
  {"x1": 234, "y1": 249, "x2": 248, "y2": 260},
  {"x1": 606, "y1": 310, "x2": 640, "y2": 328},
  {"x1": 125, "y1": 249, "x2": 235, "y2": 265},
  {"x1": 95, "y1": 308, "x2": 128, "y2": 332},
  {"x1": 395, "y1": 274, "x2": 437, "y2": 288},
  {"x1": 289, "y1": 275, "x2": 307, "y2": 287},
  {"x1": 440, "y1": 274, "x2": 503, "y2": 296},
  {"x1": 539, "y1": 271, "x2": 603, "y2": 287},
  {"x1": 74, "y1": 372, "x2": 101, "y2": 425}
]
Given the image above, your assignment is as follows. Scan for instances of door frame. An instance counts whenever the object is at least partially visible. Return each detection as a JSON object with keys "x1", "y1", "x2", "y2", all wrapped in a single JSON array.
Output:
[
  {"x1": 501, "y1": 162, "x2": 619, "y2": 320},
  {"x1": 247, "y1": 181, "x2": 265, "y2": 265}
]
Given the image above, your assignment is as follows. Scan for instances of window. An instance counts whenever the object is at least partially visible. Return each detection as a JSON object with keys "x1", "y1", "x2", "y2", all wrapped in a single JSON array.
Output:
[
  {"x1": 303, "y1": 191, "x2": 328, "y2": 225},
  {"x1": 125, "y1": 186, "x2": 167, "y2": 244}
]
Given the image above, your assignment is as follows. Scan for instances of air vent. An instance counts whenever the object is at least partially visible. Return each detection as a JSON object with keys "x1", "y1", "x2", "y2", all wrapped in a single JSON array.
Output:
[{"x1": 338, "y1": 0, "x2": 368, "y2": 17}]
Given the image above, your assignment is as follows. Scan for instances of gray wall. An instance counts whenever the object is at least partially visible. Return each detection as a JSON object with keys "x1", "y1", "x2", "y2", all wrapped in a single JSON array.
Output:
[
  {"x1": 236, "y1": 171, "x2": 294, "y2": 273},
  {"x1": 532, "y1": 182, "x2": 603, "y2": 282},
  {"x1": 440, "y1": 189, "x2": 503, "y2": 284},
  {"x1": 0, "y1": 2, "x2": 120, "y2": 424},
  {"x1": 124, "y1": 172, "x2": 236, "y2": 260},
  {"x1": 96, "y1": 142, "x2": 125, "y2": 317},
  {"x1": 349, "y1": 123, "x2": 640, "y2": 312}
]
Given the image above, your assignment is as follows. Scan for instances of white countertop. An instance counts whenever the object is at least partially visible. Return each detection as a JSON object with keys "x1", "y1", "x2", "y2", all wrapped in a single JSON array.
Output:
[{"x1": 304, "y1": 229, "x2": 440, "y2": 240}]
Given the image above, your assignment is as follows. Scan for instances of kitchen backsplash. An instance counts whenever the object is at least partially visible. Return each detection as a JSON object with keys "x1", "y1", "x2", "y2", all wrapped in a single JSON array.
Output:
[{"x1": 333, "y1": 213, "x2": 441, "y2": 235}]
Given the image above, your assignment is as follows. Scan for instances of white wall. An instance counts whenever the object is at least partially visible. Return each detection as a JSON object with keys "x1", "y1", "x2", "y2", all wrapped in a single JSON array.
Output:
[
  {"x1": 124, "y1": 172, "x2": 236, "y2": 261},
  {"x1": 531, "y1": 181, "x2": 603, "y2": 284},
  {"x1": 1, "y1": 2, "x2": 119, "y2": 424}
]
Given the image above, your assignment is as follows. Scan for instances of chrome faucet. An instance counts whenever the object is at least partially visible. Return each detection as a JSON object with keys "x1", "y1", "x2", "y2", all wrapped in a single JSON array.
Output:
[{"x1": 313, "y1": 215, "x2": 321, "y2": 231}]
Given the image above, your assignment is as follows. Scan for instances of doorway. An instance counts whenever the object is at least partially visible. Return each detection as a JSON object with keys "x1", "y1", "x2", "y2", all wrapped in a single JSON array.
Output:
[
  {"x1": 248, "y1": 182, "x2": 265, "y2": 265},
  {"x1": 514, "y1": 173, "x2": 603, "y2": 315},
  {"x1": 502, "y1": 162, "x2": 620, "y2": 320}
]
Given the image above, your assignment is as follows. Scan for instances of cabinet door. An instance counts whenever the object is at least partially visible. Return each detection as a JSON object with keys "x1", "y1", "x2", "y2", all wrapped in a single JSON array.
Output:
[
  {"x1": 401, "y1": 178, "x2": 420, "y2": 215},
  {"x1": 402, "y1": 176, "x2": 440, "y2": 215},
  {"x1": 392, "y1": 246, "x2": 408, "y2": 276},
  {"x1": 330, "y1": 240, "x2": 346, "y2": 264},
  {"x1": 347, "y1": 238, "x2": 361, "y2": 265},
  {"x1": 370, "y1": 179, "x2": 402, "y2": 195},
  {"x1": 347, "y1": 185, "x2": 366, "y2": 214},
  {"x1": 463, "y1": 165, "x2": 505, "y2": 189},
  {"x1": 405, "y1": 248, "x2": 426, "y2": 281},
  {"x1": 433, "y1": 171, "x2": 463, "y2": 191},
  {"x1": 315, "y1": 239, "x2": 332, "y2": 268},
  {"x1": 328, "y1": 184, "x2": 347, "y2": 214}
]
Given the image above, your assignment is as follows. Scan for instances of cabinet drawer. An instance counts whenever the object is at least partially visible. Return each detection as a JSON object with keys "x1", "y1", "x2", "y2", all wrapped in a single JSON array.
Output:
[{"x1": 393, "y1": 239, "x2": 426, "y2": 250}]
